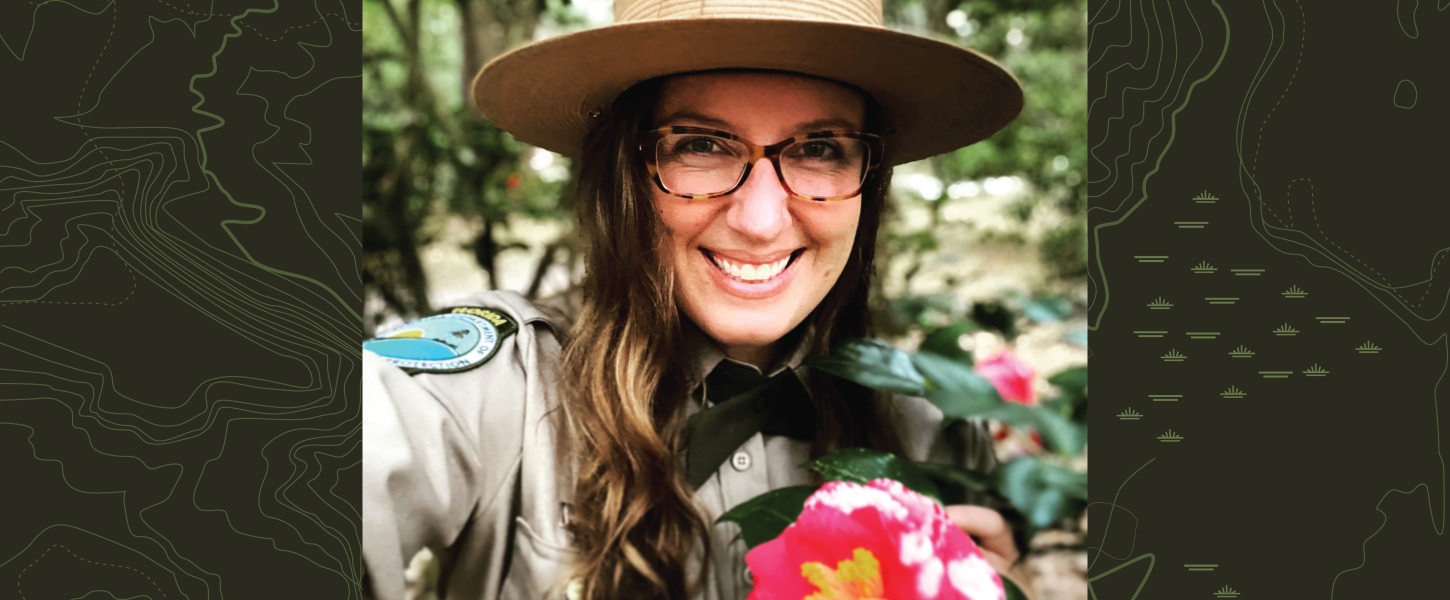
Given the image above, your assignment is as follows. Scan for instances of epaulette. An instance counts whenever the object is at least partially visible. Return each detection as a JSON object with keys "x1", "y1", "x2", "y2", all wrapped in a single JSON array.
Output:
[{"x1": 363, "y1": 306, "x2": 519, "y2": 373}]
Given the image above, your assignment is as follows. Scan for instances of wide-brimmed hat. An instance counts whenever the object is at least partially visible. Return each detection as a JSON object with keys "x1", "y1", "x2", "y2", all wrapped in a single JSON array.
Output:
[{"x1": 472, "y1": 0, "x2": 1023, "y2": 166}]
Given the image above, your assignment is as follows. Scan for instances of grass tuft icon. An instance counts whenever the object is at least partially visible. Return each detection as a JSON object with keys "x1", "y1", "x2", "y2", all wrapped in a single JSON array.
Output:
[
  {"x1": 1221, "y1": 385, "x2": 1245, "y2": 398},
  {"x1": 1117, "y1": 407, "x2": 1143, "y2": 420},
  {"x1": 1158, "y1": 429, "x2": 1183, "y2": 442},
  {"x1": 1304, "y1": 363, "x2": 1329, "y2": 376},
  {"x1": 1161, "y1": 349, "x2": 1186, "y2": 361},
  {"x1": 1215, "y1": 585, "x2": 1239, "y2": 597},
  {"x1": 1148, "y1": 296, "x2": 1173, "y2": 309},
  {"x1": 1192, "y1": 260, "x2": 1216, "y2": 273},
  {"x1": 1273, "y1": 323, "x2": 1298, "y2": 336},
  {"x1": 1283, "y1": 285, "x2": 1307, "y2": 298},
  {"x1": 1357, "y1": 340, "x2": 1382, "y2": 353},
  {"x1": 1228, "y1": 345, "x2": 1254, "y2": 357}
]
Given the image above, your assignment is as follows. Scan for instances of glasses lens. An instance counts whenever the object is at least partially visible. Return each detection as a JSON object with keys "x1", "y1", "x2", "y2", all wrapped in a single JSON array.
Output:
[
  {"x1": 656, "y1": 134, "x2": 748, "y2": 196},
  {"x1": 781, "y1": 137, "x2": 871, "y2": 199}
]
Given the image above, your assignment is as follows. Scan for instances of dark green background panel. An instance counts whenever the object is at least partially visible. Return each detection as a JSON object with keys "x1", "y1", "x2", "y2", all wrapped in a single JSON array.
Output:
[
  {"x1": 0, "y1": 1, "x2": 362, "y2": 598},
  {"x1": 1088, "y1": 1, "x2": 1448, "y2": 598}
]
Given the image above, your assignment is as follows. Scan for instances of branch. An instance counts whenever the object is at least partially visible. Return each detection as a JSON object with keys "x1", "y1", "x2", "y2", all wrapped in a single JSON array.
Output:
[
  {"x1": 526, "y1": 242, "x2": 562, "y2": 299},
  {"x1": 370, "y1": 0, "x2": 415, "y2": 51}
]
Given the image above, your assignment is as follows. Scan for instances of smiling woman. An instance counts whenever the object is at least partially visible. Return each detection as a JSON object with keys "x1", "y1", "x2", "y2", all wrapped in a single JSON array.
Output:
[
  {"x1": 653, "y1": 72, "x2": 871, "y2": 367},
  {"x1": 361, "y1": 1, "x2": 1025, "y2": 600}
]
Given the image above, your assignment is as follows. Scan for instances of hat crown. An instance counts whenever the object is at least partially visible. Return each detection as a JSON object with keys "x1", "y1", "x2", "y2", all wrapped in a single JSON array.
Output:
[{"x1": 616, "y1": 0, "x2": 884, "y2": 27}]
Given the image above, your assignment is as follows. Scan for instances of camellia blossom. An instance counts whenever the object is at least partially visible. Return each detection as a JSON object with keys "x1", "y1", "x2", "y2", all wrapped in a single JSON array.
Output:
[
  {"x1": 745, "y1": 479, "x2": 1004, "y2": 600},
  {"x1": 976, "y1": 349, "x2": 1036, "y2": 406}
]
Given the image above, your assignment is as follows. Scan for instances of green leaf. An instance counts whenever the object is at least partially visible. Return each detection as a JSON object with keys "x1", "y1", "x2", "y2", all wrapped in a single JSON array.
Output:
[
  {"x1": 802, "y1": 338, "x2": 925, "y2": 396},
  {"x1": 999, "y1": 458, "x2": 1042, "y2": 522},
  {"x1": 1039, "y1": 462, "x2": 1088, "y2": 501},
  {"x1": 1047, "y1": 366, "x2": 1087, "y2": 395},
  {"x1": 1032, "y1": 408, "x2": 1087, "y2": 456},
  {"x1": 919, "y1": 322, "x2": 978, "y2": 365},
  {"x1": 1031, "y1": 488, "x2": 1067, "y2": 529},
  {"x1": 715, "y1": 485, "x2": 815, "y2": 549},
  {"x1": 803, "y1": 448, "x2": 940, "y2": 501},
  {"x1": 912, "y1": 461, "x2": 996, "y2": 494},
  {"x1": 912, "y1": 352, "x2": 1002, "y2": 401},
  {"x1": 996, "y1": 456, "x2": 1087, "y2": 530}
]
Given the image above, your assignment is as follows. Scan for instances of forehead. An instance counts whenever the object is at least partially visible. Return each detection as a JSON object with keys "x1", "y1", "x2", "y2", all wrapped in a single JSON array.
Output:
[{"x1": 653, "y1": 71, "x2": 867, "y2": 133}]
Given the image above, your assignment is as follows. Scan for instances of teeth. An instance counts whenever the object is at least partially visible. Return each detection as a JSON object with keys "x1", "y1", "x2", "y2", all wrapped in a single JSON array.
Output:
[{"x1": 711, "y1": 253, "x2": 792, "y2": 282}]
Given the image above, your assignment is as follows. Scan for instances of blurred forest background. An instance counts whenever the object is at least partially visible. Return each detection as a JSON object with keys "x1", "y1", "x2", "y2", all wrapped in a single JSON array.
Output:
[{"x1": 362, "y1": 1, "x2": 1087, "y2": 599}]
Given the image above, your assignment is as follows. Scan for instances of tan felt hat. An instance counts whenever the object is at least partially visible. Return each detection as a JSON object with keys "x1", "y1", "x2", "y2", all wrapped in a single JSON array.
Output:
[{"x1": 472, "y1": 0, "x2": 1024, "y2": 166}]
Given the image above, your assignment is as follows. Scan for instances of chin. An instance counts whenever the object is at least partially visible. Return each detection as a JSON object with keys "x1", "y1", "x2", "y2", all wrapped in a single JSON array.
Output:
[
  {"x1": 702, "y1": 321, "x2": 793, "y2": 349},
  {"x1": 690, "y1": 306, "x2": 801, "y2": 350}
]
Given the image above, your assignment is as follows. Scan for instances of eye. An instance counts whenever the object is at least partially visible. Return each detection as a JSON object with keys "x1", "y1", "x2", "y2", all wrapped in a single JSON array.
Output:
[
  {"x1": 686, "y1": 138, "x2": 717, "y2": 153},
  {"x1": 791, "y1": 140, "x2": 842, "y2": 160}
]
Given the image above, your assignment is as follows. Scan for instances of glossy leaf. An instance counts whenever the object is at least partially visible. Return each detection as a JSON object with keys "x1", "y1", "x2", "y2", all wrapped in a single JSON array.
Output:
[
  {"x1": 912, "y1": 461, "x2": 996, "y2": 494},
  {"x1": 997, "y1": 456, "x2": 1088, "y2": 529},
  {"x1": 716, "y1": 485, "x2": 816, "y2": 549},
  {"x1": 1032, "y1": 407, "x2": 1087, "y2": 456},
  {"x1": 920, "y1": 322, "x2": 978, "y2": 365},
  {"x1": 804, "y1": 448, "x2": 941, "y2": 502},
  {"x1": 1031, "y1": 488, "x2": 1067, "y2": 529},
  {"x1": 912, "y1": 352, "x2": 1004, "y2": 408},
  {"x1": 1047, "y1": 366, "x2": 1087, "y2": 395},
  {"x1": 802, "y1": 338, "x2": 926, "y2": 396}
]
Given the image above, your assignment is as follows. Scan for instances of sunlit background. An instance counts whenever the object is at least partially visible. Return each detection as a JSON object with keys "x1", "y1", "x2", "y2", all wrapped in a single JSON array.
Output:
[{"x1": 362, "y1": 1, "x2": 1087, "y2": 598}]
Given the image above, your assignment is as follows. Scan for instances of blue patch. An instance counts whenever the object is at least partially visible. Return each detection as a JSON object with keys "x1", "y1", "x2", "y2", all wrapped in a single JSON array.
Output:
[{"x1": 364, "y1": 308, "x2": 516, "y2": 373}]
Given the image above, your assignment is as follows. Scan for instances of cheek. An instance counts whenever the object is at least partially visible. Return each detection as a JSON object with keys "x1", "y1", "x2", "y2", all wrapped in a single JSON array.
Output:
[
  {"x1": 653, "y1": 193, "x2": 702, "y2": 253},
  {"x1": 804, "y1": 203, "x2": 861, "y2": 273}
]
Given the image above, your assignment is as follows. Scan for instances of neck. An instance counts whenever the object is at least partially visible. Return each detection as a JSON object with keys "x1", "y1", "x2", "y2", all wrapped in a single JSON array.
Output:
[{"x1": 722, "y1": 342, "x2": 780, "y2": 371}]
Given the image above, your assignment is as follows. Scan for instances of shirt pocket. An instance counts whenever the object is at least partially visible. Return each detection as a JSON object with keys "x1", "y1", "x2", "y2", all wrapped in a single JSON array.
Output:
[{"x1": 501, "y1": 516, "x2": 577, "y2": 600}]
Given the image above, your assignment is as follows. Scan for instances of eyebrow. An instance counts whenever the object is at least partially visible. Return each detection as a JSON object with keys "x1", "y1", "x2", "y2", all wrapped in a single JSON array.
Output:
[{"x1": 656, "y1": 110, "x2": 864, "y2": 134}]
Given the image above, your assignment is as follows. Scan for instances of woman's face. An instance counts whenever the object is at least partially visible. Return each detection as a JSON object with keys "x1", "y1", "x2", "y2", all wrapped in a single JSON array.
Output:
[{"x1": 651, "y1": 72, "x2": 868, "y2": 366}]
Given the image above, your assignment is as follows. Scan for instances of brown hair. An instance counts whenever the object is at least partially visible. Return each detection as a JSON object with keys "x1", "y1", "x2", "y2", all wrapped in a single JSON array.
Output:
[{"x1": 557, "y1": 70, "x2": 905, "y2": 599}]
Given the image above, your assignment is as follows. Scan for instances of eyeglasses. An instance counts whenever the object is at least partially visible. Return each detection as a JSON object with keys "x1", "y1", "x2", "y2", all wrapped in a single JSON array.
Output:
[{"x1": 638, "y1": 126, "x2": 884, "y2": 202}]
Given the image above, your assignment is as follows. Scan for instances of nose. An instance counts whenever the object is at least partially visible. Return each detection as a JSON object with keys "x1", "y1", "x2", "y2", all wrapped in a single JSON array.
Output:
[{"x1": 725, "y1": 157, "x2": 791, "y2": 240}]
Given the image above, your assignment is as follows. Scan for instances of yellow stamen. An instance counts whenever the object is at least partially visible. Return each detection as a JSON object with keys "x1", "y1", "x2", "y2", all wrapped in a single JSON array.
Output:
[{"x1": 801, "y1": 548, "x2": 886, "y2": 600}]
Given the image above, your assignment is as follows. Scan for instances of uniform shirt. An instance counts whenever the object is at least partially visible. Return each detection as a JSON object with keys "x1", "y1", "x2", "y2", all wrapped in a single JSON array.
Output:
[{"x1": 362, "y1": 290, "x2": 996, "y2": 600}]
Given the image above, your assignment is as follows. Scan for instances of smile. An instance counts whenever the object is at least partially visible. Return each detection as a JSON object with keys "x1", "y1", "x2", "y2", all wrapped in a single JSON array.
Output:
[{"x1": 701, "y1": 248, "x2": 804, "y2": 284}]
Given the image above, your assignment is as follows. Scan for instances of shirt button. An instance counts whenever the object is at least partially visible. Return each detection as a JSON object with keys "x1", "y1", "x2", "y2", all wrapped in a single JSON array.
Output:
[{"x1": 731, "y1": 450, "x2": 752, "y2": 471}]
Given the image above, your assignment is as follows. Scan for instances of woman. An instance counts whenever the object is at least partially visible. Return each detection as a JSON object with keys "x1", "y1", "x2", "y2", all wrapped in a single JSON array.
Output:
[{"x1": 363, "y1": 1, "x2": 1025, "y2": 599}]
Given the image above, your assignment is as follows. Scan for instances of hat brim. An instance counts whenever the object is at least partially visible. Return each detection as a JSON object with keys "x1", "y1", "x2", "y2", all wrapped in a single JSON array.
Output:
[{"x1": 474, "y1": 19, "x2": 1023, "y2": 166}]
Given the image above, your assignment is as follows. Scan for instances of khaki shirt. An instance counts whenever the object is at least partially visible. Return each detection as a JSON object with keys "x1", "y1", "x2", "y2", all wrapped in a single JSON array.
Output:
[{"x1": 362, "y1": 290, "x2": 996, "y2": 600}]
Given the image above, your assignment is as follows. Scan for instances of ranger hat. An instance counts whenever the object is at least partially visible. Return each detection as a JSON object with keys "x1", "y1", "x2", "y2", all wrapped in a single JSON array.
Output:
[{"x1": 472, "y1": 0, "x2": 1023, "y2": 166}]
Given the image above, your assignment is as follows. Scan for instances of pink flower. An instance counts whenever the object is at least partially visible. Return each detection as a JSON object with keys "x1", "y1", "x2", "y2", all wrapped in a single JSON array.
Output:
[
  {"x1": 976, "y1": 349, "x2": 1036, "y2": 406},
  {"x1": 745, "y1": 480, "x2": 1004, "y2": 600}
]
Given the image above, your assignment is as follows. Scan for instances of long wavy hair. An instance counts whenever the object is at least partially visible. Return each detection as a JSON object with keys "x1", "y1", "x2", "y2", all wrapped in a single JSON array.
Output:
[{"x1": 557, "y1": 70, "x2": 905, "y2": 600}]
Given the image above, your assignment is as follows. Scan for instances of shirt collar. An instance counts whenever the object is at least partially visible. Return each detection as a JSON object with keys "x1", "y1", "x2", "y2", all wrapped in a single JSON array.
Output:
[{"x1": 681, "y1": 317, "x2": 816, "y2": 400}]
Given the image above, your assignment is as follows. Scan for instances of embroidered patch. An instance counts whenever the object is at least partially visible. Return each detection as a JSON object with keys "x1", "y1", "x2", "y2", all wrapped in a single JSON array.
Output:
[{"x1": 364, "y1": 307, "x2": 518, "y2": 373}]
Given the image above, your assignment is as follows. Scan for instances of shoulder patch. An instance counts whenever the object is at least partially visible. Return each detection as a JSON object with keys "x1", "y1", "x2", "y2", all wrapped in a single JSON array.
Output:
[{"x1": 363, "y1": 307, "x2": 519, "y2": 373}]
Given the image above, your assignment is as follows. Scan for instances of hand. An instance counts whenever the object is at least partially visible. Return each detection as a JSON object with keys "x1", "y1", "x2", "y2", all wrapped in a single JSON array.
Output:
[{"x1": 944, "y1": 505, "x2": 1020, "y2": 575}]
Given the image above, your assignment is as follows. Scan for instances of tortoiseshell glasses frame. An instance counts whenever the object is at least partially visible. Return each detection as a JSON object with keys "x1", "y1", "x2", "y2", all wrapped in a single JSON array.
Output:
[{"x1": 637, "y1": 126, "x2": 885, "y2": 202}]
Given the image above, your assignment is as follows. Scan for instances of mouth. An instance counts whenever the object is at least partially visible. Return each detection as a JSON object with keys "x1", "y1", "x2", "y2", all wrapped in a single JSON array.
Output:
[{"x1": 700, "y1": 248, "x2": 805, "y2": 284}]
